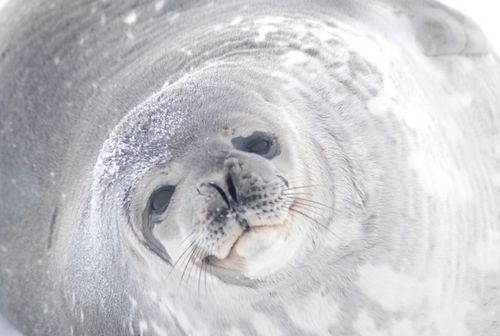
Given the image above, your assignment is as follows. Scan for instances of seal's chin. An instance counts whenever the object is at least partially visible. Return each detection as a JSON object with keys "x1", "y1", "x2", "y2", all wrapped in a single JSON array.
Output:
[{"x1": 209, "y1": 214, "x2": 298, "y2": 279}]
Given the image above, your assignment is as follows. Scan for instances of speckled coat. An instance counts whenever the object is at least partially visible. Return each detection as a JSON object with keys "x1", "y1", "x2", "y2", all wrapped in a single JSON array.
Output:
[{"x1": 0, "y1": 0, "x2": 499, "y2": 335}]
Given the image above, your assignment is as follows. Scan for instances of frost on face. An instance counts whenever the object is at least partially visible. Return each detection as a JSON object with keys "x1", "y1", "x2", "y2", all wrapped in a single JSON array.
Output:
[{"x1": 92, "y1": 89, "x2": 190, "y2": 196}]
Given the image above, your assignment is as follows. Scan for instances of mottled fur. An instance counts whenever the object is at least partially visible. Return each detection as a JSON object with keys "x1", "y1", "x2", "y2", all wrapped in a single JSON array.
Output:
[{"x1": 0, "y1": 0, "x2": 499, "y2": 335}]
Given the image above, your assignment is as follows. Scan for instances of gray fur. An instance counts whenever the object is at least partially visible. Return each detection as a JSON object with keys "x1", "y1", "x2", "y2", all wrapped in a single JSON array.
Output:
[{"x1": 0, "y1": 0, "x2": 499, "y2": 335}]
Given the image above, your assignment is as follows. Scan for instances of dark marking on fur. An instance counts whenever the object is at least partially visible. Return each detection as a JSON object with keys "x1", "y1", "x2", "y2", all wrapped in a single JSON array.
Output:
[{"x1": 47, "y1": 207, "x2": 58, "y2": 249}]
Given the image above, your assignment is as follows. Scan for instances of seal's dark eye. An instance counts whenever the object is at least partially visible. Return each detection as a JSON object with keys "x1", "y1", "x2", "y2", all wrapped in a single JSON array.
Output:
[
  {"x1": 150, "y1": 186, "x2": 175, "y2": 213},
  {"x1": 231, "y1": 131, "x2": 280, "y2": 159},
  {"x1": 247, "y1": 139, "x2": 272, "y2": 155}
]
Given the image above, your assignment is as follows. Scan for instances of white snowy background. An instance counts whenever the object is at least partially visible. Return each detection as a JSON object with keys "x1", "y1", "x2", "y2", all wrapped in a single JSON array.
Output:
[
  {"x1": 439, "y1": 0, "x2": 500, "y2": 54},
  {"x1": 0, "y1": 0, "x2": 498, "y2": 335}
]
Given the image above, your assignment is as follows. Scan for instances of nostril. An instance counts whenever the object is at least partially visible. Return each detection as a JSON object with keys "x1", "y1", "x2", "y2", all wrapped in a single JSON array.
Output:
[
  {"x1": 226, "y1": 175, "x2": 238, "y2": 203},
  {"x1": 203, "y1": 255, "x2": 216, "y2": 264},
  {"x1": 277, "y1": 175, "x2": 289, "y2": 188},
  {"x1": 209, "y1": 182, "x2": 230, "y2": 208}
]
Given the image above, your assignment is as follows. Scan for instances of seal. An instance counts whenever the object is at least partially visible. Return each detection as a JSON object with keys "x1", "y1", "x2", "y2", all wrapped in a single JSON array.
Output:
[{"x1": 0, "y1": 0, "x2": 499, "y2": 335}]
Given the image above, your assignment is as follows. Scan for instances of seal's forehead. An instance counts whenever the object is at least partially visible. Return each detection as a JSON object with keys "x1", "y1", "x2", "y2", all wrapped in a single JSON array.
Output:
[
  {"x1": 154, "y1": 72, "x2": 283, "y2": 132},
  {"x1": 95, "y1": 90, "x2": 193, "y2": 186},
  {"x1": 95, "y1": 75, "x2": 280, "y2": 186}
]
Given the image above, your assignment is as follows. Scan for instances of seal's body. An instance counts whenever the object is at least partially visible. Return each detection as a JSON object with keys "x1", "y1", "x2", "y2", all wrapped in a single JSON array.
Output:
[{"x1": 0, "y1": 0, "x2": 499, "y2": 335}]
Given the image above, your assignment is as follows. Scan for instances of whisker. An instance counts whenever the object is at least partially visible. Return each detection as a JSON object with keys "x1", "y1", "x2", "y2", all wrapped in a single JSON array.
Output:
[
  {"x1": 171, "y1": 230, "x2": 198, "y2": 267},
  {"x1": 203, "y1": 251, "x2": 210, "y2": 297},
  {"x1": 179, "y1": 230, "x2": 197, "y2": 246},
  {"x1": 286, "y1": 196, "x2": 335, "y2": 211},
  {"x1": 285, "y1": 200, "x2": 328, "y2": 217},
  {"x1": 288, "y1": 207, "x2": 340, "y2": 239},
  {"x1": 198, "y1": 249, "x2": 207, "y2": 299},
  {"x1": 179, "y1": 245, "x2": 197, "y2": 289},
  {"x1": 208, "y1": 262, "x2": 215, "y2": 295},
  {"x1": 201, "y1": 247, "x2": 213, "y2": 299},
  {"x1": 283, "y1": 184, "x2": 321, "y2": 191},
  {"x1": 197, "y1": 247, "x2": 207, "y2": 299},
  {"x1": 205, "y1": 249, "x2": 217, "y2": 296},
  {"x1": 171, "y1": 239, "x2": 196, "y2": 271},
  {"x1": 165, "y1": 239, "x2": 197, "y2": 282},
  {"x1": 283, "y1": 197, "x2": 330, "y2": 212},
  {"x1": 281, "y1": 192, "x2": 314, "y2": 197},
  {"x1": 186, "y1": 246, "x2": 203, "y2": 287}
]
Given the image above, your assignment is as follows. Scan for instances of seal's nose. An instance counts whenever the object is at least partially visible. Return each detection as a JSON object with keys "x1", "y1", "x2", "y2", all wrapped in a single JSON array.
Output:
[
  {"x1": 224, "y1": 157, "x2": 243, "y2": 204},
  {"x1": 208, "y1": 172, "x2": 239, "y2": 208},
  {"x1": 208, "y1": 181, "x2": 230, "y2": 207},
  {"x1": 226, "y1": 173, "x2": 239, "y2": 203},
  {"x1": 204, "y1": 158, "x2": 243, "y2": 208}
]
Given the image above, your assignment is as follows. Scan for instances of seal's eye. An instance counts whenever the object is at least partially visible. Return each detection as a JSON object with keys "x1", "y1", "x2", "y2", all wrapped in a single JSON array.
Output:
[
  {"x1": 150, "y1": 186, "x2": 175, "y2": 213},
  {"x1": 247, "y1": 138, "x2": 272, "y2": 155},
  {"x1": 231, "y1": 131, "x2": 280, "y2": 159}
]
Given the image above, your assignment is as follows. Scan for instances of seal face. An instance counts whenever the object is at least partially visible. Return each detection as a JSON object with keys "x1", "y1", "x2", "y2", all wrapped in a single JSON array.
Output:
[{"x1": 100, "y1": 69, "x2": 337, "y2": 284}]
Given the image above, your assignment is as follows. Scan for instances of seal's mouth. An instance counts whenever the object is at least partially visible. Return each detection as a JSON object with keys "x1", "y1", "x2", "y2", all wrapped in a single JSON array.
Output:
[{"x1": 206, "y1": 210, "x2": 292, "y2": 273}]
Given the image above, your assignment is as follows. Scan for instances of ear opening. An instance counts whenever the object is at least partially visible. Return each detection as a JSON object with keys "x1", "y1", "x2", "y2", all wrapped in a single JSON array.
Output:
[{"x1": 409, "y1": 1, "x2": 490, "y2": 56}]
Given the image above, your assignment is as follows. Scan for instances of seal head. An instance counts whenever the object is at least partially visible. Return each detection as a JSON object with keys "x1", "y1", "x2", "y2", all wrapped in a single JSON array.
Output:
[{"x1": 96, "y1": 66, "x2": 337, "y2": 285}]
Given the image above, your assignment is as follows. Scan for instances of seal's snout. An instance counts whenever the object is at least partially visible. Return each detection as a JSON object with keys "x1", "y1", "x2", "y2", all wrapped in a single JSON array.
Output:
[
  {"x1": 191, "y1": 154, "x2": 292, "y2": 263},
  {"x1": 199, "y1": 158, "x2": 246, "y2": 209},
  {"x1": 207, "y1": 171, "x2": 240, "y2": 208},
  {"x1": 198, "y1": 157, "x2": 286, "y2": 221},
  {"x1": 208, "y1": 181, "x2": 231, "y2": 208}
]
